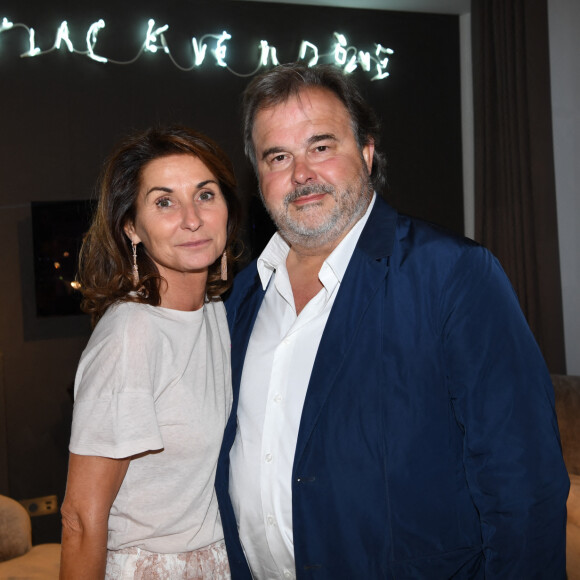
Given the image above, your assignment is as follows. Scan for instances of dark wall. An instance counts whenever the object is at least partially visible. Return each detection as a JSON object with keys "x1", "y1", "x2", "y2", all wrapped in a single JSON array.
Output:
[{"x1": 0, "y1": 0, "x2": 462, "y2": 542}]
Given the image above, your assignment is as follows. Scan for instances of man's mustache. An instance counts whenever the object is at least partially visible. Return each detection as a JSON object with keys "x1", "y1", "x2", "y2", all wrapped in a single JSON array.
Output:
[{"x1": 284, "y1": 184, "x2": 335, "y2": 205}]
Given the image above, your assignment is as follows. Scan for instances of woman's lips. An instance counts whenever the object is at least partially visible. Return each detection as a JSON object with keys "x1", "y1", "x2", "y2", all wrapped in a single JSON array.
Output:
[{"x1": 177, "y1": 239, "x2": 211, "y2": 248}]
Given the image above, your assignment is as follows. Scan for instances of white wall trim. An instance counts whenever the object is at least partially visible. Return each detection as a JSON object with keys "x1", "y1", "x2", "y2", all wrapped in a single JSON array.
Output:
[
  {"x1": 460, "y1": 13, "x2": 474, "y2": 240},
  {"x1": 548, "y1": 0, "x2": 580, "y2": 374}
]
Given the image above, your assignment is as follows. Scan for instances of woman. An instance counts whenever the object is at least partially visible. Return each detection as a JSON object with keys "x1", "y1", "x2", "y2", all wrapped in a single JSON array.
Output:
[{"x1": 60, "y1": 125, "x2": 241, "y2": 579}]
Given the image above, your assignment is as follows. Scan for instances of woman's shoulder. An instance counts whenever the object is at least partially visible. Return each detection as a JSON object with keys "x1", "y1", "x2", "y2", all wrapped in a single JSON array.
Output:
[
  {"x1": 97, "y1": 300, "x2": 151, "y2": 328},
  {"x1": 85, "y1": 301, "x2": 157, "y2": 350}
]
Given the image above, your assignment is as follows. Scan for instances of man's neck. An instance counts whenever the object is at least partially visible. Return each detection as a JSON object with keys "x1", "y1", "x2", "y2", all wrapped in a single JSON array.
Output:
[
  {"x1": 285, "y1": 250, "x2": 325, "y2": 315},
  {"x1": 279, "y1": 191, "x2": 375, "y2": 315},
  {"x1": 284, "y1": 231, "x2": 348, "y2": 315}
]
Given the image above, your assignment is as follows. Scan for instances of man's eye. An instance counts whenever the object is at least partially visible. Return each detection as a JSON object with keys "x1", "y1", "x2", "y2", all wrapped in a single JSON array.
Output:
[
  {"x1": 272, "y1": 154, "x2": 286, "y2": 163},
  {"x1": 315, "y1": 145, "x2": 329, "y2": 152}
]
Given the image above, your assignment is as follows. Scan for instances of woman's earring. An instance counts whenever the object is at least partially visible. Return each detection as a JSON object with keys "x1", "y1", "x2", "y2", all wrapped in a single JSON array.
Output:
[
  {"x1": 132, "y1": 242, "x2": 139, "y2": 286},
  {"x1": 220, "y1": 250, "x2": 227, "y2": 281}
]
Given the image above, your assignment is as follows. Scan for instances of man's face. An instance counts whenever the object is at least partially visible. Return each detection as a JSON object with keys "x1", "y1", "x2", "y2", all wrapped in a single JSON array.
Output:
[{"x1": 252, "y1": 87, "x2": 374, "y2": 250}]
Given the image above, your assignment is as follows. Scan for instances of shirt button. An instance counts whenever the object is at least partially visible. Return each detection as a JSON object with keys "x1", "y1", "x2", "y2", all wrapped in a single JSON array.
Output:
[
  {"x1": 267, "y1": 515, "x2": 275, "y2": 526},
  {"x1": 283, "y1": 570, "x2": 293, "y2": 579},
  {"x1": 265, "y1": 453, "x2": 273, "y2": 463},
  {"x1": 273, "y1": 393, "x2": 282, "y2": 403}
]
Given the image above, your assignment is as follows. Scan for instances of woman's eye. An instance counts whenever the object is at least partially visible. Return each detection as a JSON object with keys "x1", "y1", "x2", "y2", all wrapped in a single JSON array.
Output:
[
  {"x1": 198, "y1": 191, "x2": 215, "y2": 201},
  {"x1": 156, "y1": 198, "x2": 173, "y2": 208}
]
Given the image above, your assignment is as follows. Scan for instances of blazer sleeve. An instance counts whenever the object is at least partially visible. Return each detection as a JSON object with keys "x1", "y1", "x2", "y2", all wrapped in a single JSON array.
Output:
[{"x1": 441, "y1": 245, "x2": 569, "y2": 578}]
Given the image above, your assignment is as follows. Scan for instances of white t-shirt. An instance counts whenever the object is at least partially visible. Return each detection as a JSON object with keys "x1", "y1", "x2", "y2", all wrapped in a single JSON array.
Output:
[{"x1": 70, "y1": 300, "x2": 232, "y2": 553}]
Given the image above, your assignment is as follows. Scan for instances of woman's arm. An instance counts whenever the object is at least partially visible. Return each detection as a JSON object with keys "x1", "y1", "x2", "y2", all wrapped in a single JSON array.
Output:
[{"x1": 60, "y1": 453, "x2": 131, "y2": 580}]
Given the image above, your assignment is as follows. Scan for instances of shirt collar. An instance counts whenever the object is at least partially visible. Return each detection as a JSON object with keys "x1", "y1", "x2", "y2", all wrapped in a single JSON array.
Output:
[{"x1": 256, "y1": 193, "x2": 376, "y2": 290}]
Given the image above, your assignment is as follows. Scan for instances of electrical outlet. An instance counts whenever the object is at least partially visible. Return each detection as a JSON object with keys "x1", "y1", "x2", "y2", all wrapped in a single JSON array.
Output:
[{"x1": 19, "y1": 495, "x2": 59, "y2": 517}]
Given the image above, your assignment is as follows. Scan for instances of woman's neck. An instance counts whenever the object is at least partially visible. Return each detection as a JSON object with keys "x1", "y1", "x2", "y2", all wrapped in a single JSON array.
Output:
[{"x1": 158, "y1": 270, "x2": 208, "y2": 311}]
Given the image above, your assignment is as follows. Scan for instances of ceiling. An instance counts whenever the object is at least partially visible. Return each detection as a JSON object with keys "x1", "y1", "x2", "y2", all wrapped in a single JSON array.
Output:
[{"x1": 232, "y1": 0, "x2": 471, "y2": 15}]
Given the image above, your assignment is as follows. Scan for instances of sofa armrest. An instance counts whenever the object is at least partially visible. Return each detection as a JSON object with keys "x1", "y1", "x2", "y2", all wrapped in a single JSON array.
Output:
[{"x1": 0, "y1": 495, "x2": 32, "y2": 562}]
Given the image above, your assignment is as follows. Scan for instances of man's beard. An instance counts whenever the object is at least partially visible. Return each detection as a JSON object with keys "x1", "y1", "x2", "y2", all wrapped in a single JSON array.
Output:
[{"x1": 262, "y1": 169, "x2": 373, "y2": 250}]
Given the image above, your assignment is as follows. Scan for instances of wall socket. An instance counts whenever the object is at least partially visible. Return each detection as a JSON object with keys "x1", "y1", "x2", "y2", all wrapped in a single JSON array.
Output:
[{"x1": 19, "y1": 494, "x2": 59, "y2": 517}]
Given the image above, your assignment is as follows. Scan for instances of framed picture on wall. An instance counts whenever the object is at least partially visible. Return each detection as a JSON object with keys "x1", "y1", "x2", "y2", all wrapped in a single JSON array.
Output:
[{"x1": 30, "y1": 200, "x2": 95, "y2": 317}]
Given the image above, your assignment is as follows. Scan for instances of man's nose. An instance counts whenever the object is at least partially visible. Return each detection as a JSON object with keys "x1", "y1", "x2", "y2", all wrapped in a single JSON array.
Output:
[{"x1": 292, "y1": 157, "x2": 316, "y2": 185}]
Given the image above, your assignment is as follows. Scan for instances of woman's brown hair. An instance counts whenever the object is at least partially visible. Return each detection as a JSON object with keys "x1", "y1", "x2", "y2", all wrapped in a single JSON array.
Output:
[{"x1": 78, "y1": 125, "x2": 241, "y2": 326}]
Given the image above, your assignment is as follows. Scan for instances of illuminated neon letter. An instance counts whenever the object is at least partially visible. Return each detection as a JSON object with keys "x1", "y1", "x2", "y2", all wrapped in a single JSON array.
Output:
[
  {"x1": 21, "y1": 27, "x2": 41, "y2": 58},
  {"x1": 299, "y1": 41, "x2": 318, "y2": 67},
  {"x1": 358, "y1": 51, "x2": 371, "y2": 72},
  {"x1": 1, "y1": 17, "x2": 14, "y2": 31},
  {"x1": 372, "y1": 44, "x2": 394, "y2": 80},
  {"x1": 213, "y1": 31, "x2": 231, "y2": 67},
  {"x1": 259, "y1": 40, "x2": 279, "y2": 66},
  {"x1": 191, "y1": 38, "x2": 207, "y2": 65},
  {"x1": 145, "y1": 19, "x2": 169, "y2": 54},
  {"x1": 86, "y1": 19, "x2": 107, "y2": 63},
  {"x1": 333, "y1": 32, "x2": 347, "y2": 66},
  {"x1": 344, "y1": 54, "x2": 357, "y2": 73},
  {"x1": 55, "y1": 21, "x2": 74, "y2": 52}
]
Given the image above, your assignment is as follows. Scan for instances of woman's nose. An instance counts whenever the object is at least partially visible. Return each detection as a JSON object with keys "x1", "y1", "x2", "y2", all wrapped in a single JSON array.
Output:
[{"x1": 181, "y1": 204, "x2": 202, "y2": 231}]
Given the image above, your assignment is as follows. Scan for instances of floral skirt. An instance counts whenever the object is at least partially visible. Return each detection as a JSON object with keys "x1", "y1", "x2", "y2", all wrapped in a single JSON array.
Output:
[{"x1": 105, "y1": 539, "x2": 231, "y2": 580}]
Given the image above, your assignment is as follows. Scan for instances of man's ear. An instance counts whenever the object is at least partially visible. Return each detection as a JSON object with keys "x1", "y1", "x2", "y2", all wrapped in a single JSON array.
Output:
[
  {"x1": 362, "y1": 139, "x2": 375, "y2": 174},
  {"x1": 123, "y1": 222, "x2": 141, "y2": 245}
]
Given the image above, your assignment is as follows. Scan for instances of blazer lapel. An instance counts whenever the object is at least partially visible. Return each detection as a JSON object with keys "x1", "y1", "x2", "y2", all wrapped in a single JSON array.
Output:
[
  {"x1": 228, "y1": 273, "x2": 266, "y2": 392},
  {"x1": 294, "y1": 198, "x2": 398, "y2": 464}
]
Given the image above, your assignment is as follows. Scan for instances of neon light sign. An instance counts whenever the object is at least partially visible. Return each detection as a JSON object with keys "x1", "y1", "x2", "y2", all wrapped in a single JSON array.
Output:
[{"x1": 0, "y1": 17, "x2": 394, "y2": 81}]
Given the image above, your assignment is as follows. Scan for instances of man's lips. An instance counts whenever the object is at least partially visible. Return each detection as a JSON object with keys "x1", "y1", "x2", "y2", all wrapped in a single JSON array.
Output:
[{"x1": 292, "y1": 192, "x2": 327, "y2": 205}]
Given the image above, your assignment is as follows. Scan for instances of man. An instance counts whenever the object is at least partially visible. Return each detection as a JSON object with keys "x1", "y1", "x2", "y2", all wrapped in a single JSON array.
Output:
[{"x1": 215, "y1": 63, "x2": 569, "y2": 579}]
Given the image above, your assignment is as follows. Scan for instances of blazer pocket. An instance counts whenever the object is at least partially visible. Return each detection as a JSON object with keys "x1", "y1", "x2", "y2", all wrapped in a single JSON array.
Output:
[{"x1": 389, "y1": 545, "x2": 484, "y2": 579}]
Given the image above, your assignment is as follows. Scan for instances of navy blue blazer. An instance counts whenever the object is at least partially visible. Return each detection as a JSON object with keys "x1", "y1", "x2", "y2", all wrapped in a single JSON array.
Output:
[{"x1": 216, "y1": 197, "x2": 569, "y2": 579}]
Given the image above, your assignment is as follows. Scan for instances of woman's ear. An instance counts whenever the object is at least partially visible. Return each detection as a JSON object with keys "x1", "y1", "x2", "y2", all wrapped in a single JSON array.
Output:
[{"x1": 123, "y1": 222, "x2": 141, "y2": 245}]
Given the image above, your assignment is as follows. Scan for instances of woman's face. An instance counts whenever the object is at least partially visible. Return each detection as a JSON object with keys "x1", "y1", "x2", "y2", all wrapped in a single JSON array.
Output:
[{"x1": 124, "y1": 154, "x2": 228, "y2": 284}]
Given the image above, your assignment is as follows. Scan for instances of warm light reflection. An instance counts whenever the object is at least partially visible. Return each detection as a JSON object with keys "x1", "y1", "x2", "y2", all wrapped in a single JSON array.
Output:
[
  {"x1": 54, "y1": 262, "x2": 61, "y2": 269},
  {"x1": 70, "y1": 281, "x2": 81, "y2": 290}
]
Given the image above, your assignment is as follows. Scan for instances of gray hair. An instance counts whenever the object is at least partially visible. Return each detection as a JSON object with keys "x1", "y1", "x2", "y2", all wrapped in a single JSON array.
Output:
[{"x1": 242, "y1": 63, "x2": 387, "y2": 191}]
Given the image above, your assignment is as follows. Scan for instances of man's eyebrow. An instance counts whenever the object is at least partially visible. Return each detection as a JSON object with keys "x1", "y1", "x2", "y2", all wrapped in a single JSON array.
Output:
[
  {"x1": 261, "y1": 147, "x2": 285, "y2": 161},
  {"x1": 261, "y1": 134, "x2": 338, "y2": 161},
  {"x1": 307, "y1": 133, "x2": 337, "y2": 146}
]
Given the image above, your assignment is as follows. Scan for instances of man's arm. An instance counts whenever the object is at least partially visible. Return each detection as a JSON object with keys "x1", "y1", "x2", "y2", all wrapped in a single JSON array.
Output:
[
  {"x1": 60, "y1": 453, "x2": 130, "y2": 580},
  {"x1": 442, "y1": 246, "x2": 569, "y2": 578}
]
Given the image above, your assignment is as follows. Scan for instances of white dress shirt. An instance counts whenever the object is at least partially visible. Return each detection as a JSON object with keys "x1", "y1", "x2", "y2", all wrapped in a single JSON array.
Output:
[{"x1": 229, "y1": 195, "x2": 376, "y2": 579}]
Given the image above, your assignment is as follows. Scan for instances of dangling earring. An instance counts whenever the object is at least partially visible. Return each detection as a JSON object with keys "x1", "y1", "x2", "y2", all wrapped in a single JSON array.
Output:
[
  {"x1": 220, "y1": 250, "x2": 227, "y2": 281},
  {"x1": 132, "y1": 242, "x2": 139, "y2": 286}
]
